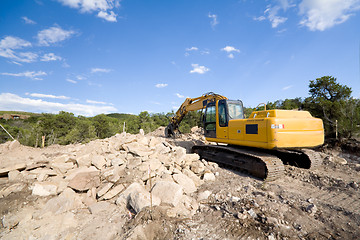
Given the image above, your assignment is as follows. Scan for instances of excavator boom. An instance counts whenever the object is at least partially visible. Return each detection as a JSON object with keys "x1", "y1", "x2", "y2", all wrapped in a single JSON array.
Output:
[{"x1": 165, "y1": 92, "x2": 227, "y2": 137}]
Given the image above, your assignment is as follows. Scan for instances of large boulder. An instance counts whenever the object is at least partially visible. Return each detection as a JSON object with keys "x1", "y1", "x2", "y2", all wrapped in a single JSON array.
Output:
[
  {"x1": 151, "y1": 181, "x2": 184, "y2": 207},
  {"x1": 67, "y1": 167, "x2": 100, "y2": 191},
  {"x1": 43, "y1": 188, "x2": 85, "y2": 215},
  {"x1": 172, "y1": 173, "x2": 197, "y2": 194}
]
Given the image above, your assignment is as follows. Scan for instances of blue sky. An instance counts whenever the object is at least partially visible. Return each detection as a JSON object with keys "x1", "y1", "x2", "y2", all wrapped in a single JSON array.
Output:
[{"x1": 0, "y1": 0, "x2": 360, "y2": 116}]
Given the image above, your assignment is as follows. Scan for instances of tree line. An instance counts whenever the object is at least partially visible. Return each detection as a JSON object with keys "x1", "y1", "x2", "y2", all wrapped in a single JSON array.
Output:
[{"x1": 0, "y1": 76, "x2": 359, "y2": 146}]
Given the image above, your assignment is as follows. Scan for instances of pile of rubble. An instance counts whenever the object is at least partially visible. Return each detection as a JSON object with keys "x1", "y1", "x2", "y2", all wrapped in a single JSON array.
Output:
[{"x1": 0, "y1": 128, "x2": 218, "y2": 239}]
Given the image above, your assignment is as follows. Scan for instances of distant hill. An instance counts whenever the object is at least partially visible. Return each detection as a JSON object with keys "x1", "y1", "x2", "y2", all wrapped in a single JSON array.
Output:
[
  {"x1": 106, "y1": 113, "x2": 137, "y2": 121},
  {"x1": 0, "y1": 111, "x2": 42, "y2": 117}
]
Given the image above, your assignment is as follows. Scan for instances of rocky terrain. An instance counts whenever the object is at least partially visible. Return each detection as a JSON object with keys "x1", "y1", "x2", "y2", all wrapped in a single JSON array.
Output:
[{"x1": 0, "y1": 127, "x2": 359, "y2": 239}]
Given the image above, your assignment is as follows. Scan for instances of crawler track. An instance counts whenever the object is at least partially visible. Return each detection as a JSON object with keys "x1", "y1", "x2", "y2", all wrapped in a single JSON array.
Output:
[
  {"x1": 192, "y1": 145, "x2": 285, "y2": 181},
  {"x1": 192, "y1": 145, "x2": 323, "y2": 181}
]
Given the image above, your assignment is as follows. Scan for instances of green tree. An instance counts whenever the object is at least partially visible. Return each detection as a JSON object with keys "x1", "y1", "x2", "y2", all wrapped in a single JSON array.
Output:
[{"x1": 305, "y1": 76, "x2": 355, "y2": 138}]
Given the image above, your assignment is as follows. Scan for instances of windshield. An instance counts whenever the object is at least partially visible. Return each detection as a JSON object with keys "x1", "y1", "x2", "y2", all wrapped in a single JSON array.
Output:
[{"x1": 228, "y1": 102, "x2": 244, "y2": 119}]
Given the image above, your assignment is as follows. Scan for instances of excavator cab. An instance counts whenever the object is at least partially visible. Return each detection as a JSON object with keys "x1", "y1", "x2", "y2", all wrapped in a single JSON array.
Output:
[{"x1": 203, "y1": 99, "x2": 244, "y2": 138}]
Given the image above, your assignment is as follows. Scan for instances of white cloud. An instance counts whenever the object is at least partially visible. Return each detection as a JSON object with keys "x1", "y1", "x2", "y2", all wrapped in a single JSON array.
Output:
[
  {"x1": 282, "y1": 85, "x2": 293, "y2": 90},
  {"x1": 26, "y1": 92, "x2": 70, "y2": 99},
  {"x1": 58, "y1": 0, "x2": 120, "y2": 22},
  {"x1": 299, "y1": 0, "x2": 360, "y2": 31},
  {"x1": 86, "y1": 99, "x2": 107, "y2": 105},
  {"x1": 1, "y1": 71, "x2": 47, "y2": 80},
  {"x1": 253, "y1": 16, "x2": 266, "y2": 21},
  {"x1": 0, "y1": 93, "x2": 117, "y2": 117},
  {"x1": 175, "y1": 93, "x2": 185, "y2": 98},
  {"x1": 185, "y1": 47, "x2": 198, "y2": 51},
  {"x1": 155, "y1": 83, "x2": 168, "y2": 88},
  {"x1": 0, "y1": 36, "x2": 37, "y2": 63},
  {"x1": 208, "y1": 13, "x2": 218, "y2": 28},
  {"x1": 190, "y1": 64, "x2": 210, "y2": 74},
  {"x1": 37, "y1": 26, "x2": 75, "y2": 46},
  {"x1": 66, "y1": 78, "x2": 77, "y2": 84},
  {"x1": 221, "y1": 46, "x2": 240, "y2": 58},
  {"x1": 76, "y1": 75, "x2": 86, "y2": 80},
  {"x1": 221, "y1": 46, "x2": 240, "y2": 53},
  {"x1": 97, "y1": 10, "x2": 117, "y2": 22},
  {"x1": 22, "y1": 16, "x2": 36, "y2": 24},
  {"x1": 91, "y1": 68, "x2": 112, "y2": 73},
  {"x1": 254, "y1": 3, "x2": 290, "y2": 28},
  {"x1": 40, "y1": 53, "x2": 62, "y2": 61}
]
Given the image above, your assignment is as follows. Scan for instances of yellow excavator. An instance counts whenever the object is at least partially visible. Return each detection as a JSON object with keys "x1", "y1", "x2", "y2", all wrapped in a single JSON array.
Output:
[{"x1": 165, "y1": 92, "x2": 324, "y2": 181}]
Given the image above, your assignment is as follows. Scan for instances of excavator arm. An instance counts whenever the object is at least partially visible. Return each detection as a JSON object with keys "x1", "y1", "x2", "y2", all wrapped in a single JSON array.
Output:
[{"x1": 165, "y1": 92, "x2": 227, "y2": 137}]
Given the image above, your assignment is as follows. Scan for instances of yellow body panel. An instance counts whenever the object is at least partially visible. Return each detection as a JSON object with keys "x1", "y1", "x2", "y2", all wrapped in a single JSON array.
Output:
[{"x1": 209, "y1": 109, "x2": 324, "y2": 149}]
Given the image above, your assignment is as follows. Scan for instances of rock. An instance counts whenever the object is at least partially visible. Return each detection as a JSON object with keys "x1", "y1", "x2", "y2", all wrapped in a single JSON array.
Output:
[
  {"x1": 32, "y1": 182, "x2": 58, "y2": 196},
  {"x1": 203, "y1": 172, "x2": 216, "y2": 181},
  {"x1": 91, "y1": 154, "x2": 107, "y2": 170},
  {"x1": 97, "y1": 182, "x2": 114, "y2": 198},
  {"x1": 0, "y1": 163, "x2": 26, "y2": 177},
  {"x1": 111, "y1": 157, "x2": 125, "y2": 166},
  {"x1": 122, "y1": 142, "x2": 152, "y2": 157},
  {"x1": 172, "y1": 173, "x2": 197, "y2": 194},
  {"x1": 328, "y1": 156, "x2": 347, "y2": 165},
  {"x1": 101, "y1": 184, "x2": 125, "y2": 200},
  {"x1": 247, "y1": 208, "x2": 257, "y2": 219},
  {"x1": 139, "y1": 129, "x2": 145, "y2": 135},
  {"x1": 68, "y1": 167, "x2": 100, "y2": 191},
  {"x1": 43, "y1": 188, "x2": 85, "y2": 215},
  {"x1": 51, "y1": 162, "x2": 75, "y2": 174},
  {"x1": 8, "y1": 170, "x2": 22, "y2": 182},
  {"x1": 306, "y1": 203, "x2": 317, "y2": 215},
  {"x1": 88, "y1": 201, "x2": 114, "y2": 214},
  {"x1": 182, "y1": 168, "x2": 202, "y2": 187},
  {"x1": 349, "y1": 181, "x2": 359, "y2": 189},
  {"x1": 197, "y1": 190, "x2": 212, "y2": 201},
  {"x1": 151, "y1": 181, "x2": 184, "y2": 207},
  {"x1": 190, "y1": 160, "x2": 205, "y2": 174},
  {"x1": 0, "y1": 183, "x2": 26, "y2": 198},
  {"x1": 128, "y1": 190, "x2": 161, "y2": 213},
  {"x1": 76, "y1": 154, "x2": 92, "y2": 167},
  {"x1": 116, "y1": 182, "x2": 146, "y2": 207}
]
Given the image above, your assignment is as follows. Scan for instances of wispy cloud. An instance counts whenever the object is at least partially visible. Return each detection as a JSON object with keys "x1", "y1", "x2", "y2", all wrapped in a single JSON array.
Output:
[
  {"x1": 40, "y1": 53, "x2": 62, "y2": 61},
  {"x1": 66, "y1": 78, "x2": 77, "y2": 84},
  {"x1": 282, "y1": 85, "x2": 293, "y2": 91},
  {"x1": 185, "y1": 47, "x2": 198, "y2": 51},
  {"x1": 175, "y1": 93, "x2": 185, "y2": 98},
  {"x1": 0, "y1": 36, "x2": 38, "y2": 63},
  {"x1": 22, "y1": 16, "x2": 36, "y2": 24},
  {"x1": 97, "y1": 10, "x2": 117, "y2": 22},
  {"x1": 25, "y1": 92, "x2": 70, "y2": 99},
  {"x1": 253, "y1": 3, "x2": 291, "y2": 28},
  {"x1": 0, "y1": 93, "x2": 117, "y2": 117},
  {"x1": 37, "y1": 26, "x2": 75, "y2": 46},
  {"x1": 1, "y1": 71, "x2": 47, "y2": 80},
  {"x1": 208, "y1": 13, "x2": 218, "y2": 28},
  {"x1": 91, "y1": 68, "x2": 112, "y2": 73},
  {"x1": 299, "y1": 0, "x2": 360, "y2": 31},
  {"x1": 190, "y1": 64, "x2": 210, "y2": 74},
  {"x1": 86, "y1": 99, "x2": 108, "y2": 105},
  {"x1": 57, "y1": 0, "x2": 121, "y2": 22},
  {"x1": 155, "y1": 83, "x2": 168, "y2": 88}
]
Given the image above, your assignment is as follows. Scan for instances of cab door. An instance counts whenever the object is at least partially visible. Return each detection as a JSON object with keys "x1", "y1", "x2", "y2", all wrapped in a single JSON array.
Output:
[
  {"x1": 204, "y1": 103, "x2": 216, "y2": 138},
  {"x1": 216, "y1": 100, "x2": 229, "y2": 139}
]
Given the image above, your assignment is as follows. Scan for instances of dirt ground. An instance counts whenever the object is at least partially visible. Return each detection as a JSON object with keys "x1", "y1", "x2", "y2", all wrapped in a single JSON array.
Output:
[{"x1": 0, "y1": 134, "x2": 359, "y2": 239}]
